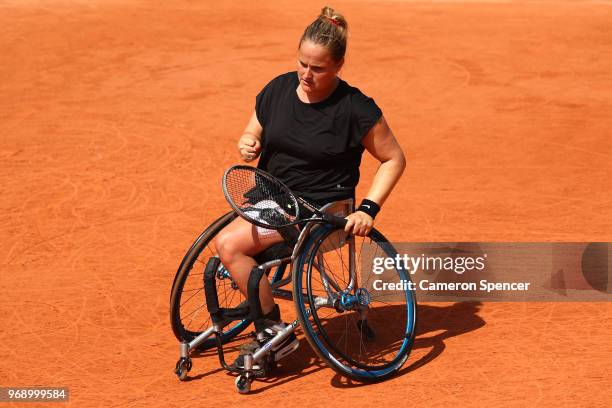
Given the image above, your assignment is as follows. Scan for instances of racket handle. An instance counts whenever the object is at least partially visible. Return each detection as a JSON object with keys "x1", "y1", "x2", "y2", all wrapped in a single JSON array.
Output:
[{"x1": 321, "y1": 213, "x2": 348, "y2": 228}]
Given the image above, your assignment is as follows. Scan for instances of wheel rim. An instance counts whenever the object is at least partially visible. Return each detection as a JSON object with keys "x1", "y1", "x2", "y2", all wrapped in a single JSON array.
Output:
[
  {"x1": 297, "y1": 226, "x2": 417, "y2": 378},
  {"x1": 170, "y1": 212, "x2": 250, "y2": 346}
]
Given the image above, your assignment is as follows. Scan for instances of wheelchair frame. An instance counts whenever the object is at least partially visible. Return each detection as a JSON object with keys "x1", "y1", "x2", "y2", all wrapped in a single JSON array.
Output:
[
  {"x1": 174, "y1": 200, "x2": 355, "y2": 393},
  {"x1": 171, "y1": 199, "x2": 416, "y2": 393}
]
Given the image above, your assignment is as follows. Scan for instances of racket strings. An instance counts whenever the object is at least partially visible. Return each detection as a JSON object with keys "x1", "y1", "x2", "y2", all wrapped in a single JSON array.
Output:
[{"x1": 224, "y1": 167, "x2": 298, "y2": 228}]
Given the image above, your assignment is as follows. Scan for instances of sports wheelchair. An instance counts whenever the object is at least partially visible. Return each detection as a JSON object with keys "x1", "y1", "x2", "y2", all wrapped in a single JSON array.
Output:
[{"x1": 169, "y1": 199, "x2": 417, "y2": 393}]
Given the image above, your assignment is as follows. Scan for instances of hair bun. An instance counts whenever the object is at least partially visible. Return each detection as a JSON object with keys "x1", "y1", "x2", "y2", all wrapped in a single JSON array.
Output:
[
  {"x1": 319, "y1": 6, "x2": 347, "y2": 30},
  {"x1": 300, "y1": 6, "x2": 349, "y2": 61},
  {"x1": 320, "y1": 6, "x2": 335, "y2": 17}
]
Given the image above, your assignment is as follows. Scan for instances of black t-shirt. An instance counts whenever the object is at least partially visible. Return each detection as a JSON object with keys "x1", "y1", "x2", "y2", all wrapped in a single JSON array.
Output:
[{"x1": 255, "y1": 71, "x2": 382, "y2": 205}]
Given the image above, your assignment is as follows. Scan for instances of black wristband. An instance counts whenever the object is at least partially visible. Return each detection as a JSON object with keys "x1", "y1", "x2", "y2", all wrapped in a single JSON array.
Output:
[{"x1": 357, "y1": 199, "x2": 380, "y2": 219}]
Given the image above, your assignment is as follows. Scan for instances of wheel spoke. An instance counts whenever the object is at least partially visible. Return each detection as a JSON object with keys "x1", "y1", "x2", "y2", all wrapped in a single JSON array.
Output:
[
  {"x1": 299, "y1": 226, "x2": 416, "y2": 379},
  {"x1": 170, "y1": 212, "x2": 250, "y2": 348}
]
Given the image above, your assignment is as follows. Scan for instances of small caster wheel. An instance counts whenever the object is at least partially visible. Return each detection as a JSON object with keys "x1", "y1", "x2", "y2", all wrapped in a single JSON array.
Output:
[
  {"x1": 235, "y1": 375, "x2": 251, "y2": 394},
  {"x1": 175, "y1": 357, "x2": 192, "y2": 381}
]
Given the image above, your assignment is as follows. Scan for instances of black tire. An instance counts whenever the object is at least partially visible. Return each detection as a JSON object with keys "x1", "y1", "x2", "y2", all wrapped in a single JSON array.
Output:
[
  {"x1": 169, "y1": 211, "x2": 250, "y2": 348},
  {"x1": 292, "y1": 225, "x2": 417, "y2": 382}
]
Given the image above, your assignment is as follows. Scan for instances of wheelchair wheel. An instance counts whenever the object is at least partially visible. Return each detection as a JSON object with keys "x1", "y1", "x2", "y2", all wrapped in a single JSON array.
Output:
[
  {"x1": 169, "y1": 211, "x2": 250, "y2": 349},
  {"x1": 292, "y1": 225, "x2": 417, "y2": 382}
]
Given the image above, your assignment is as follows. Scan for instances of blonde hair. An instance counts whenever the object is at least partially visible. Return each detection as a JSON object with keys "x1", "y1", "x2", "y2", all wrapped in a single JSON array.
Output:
[{"x1": 299, "y1": 6, "x2": 348, "y2": 62}]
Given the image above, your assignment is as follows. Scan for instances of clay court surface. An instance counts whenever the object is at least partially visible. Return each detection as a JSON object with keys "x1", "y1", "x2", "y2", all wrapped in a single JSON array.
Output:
[{"x1": 1, "y1": 0, "x2": 611, "y2": 406}]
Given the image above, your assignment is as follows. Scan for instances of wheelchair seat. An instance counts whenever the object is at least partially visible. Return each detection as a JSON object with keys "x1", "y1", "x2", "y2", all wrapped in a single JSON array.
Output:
[
  {"x1": 253, "y1": 242, "x2": 293, "y2": 265},
  {"x1": 251, "y1": 198, "x2": 354, "y2": 265}
]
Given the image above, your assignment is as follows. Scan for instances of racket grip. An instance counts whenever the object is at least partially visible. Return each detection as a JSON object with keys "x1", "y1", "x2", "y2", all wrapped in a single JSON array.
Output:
[{"x1": 322, "y1": 213, "x2": 348, "y2": 228}]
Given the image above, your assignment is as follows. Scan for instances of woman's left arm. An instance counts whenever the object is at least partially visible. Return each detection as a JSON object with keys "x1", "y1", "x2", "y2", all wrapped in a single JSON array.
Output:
[{"x1": 344, "y1": 115, "x2": 406, "y2": 236}]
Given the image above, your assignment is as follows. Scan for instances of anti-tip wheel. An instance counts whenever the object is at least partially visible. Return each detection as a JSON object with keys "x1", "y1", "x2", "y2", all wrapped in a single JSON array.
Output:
[
  {"x1": 235, "y1": 375, "x2": 251, "y2": 394},
  {"x1": 175, "y1": 357, "x2": 192, "y2": 381}
]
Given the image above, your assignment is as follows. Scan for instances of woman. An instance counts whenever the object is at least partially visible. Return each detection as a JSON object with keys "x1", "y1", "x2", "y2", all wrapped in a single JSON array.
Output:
[{"x1": 215, "y1": 7, "x2": 406, "y2": 368}]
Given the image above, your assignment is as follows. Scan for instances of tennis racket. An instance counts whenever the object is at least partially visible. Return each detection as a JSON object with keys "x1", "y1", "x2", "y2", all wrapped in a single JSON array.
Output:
[{"x1": 222, "y1": 165, "x2": 347, "y2": 230}]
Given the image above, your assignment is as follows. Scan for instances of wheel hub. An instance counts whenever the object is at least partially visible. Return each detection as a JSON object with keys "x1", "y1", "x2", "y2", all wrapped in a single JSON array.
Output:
[
  {"x1": 339, "y1": 288, "x2": 371, "y2": 311},
  {"x1": 355, "y1": 288, "x2": 371, "y2": 307}
]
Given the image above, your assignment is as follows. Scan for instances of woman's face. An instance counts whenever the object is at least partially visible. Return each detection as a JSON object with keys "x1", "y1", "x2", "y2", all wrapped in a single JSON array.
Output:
[{"x1": 297, "y1": 40, "x2": 343, "y2": 96}]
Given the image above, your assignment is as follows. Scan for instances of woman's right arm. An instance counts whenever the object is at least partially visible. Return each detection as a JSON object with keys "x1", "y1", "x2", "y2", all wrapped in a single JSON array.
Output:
[{"x1": 238, "y1": 111, "x2": 263, "y2": 162}]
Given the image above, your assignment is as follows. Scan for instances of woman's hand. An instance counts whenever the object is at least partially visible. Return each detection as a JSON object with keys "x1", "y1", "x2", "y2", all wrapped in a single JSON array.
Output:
[
  {"x1": 238, "y1": 133, "x2": 261, "y2": 162},
  {"x1": 344, "y1": 211, "x2": 373, "y2": 236}
]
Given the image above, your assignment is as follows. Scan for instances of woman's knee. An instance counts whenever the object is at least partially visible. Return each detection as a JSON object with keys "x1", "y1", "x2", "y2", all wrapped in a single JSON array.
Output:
[{"x1": 214, "y1": 229, "x2": 243, "y2": 264}]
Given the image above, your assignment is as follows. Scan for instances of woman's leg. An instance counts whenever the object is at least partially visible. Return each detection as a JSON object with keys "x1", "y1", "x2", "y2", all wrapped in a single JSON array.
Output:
[{"x1": 214, "y1": 216, "x2": 284, "y2": 315}]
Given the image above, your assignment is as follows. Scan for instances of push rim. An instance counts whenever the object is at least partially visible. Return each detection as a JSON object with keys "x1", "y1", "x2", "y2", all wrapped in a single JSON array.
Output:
[
  {"x1": 169, "y1": 212, "x2": 250, "y2": 348},
  {"x1": 295, "y1": 225, "x2": 417, "y2": 379}
]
